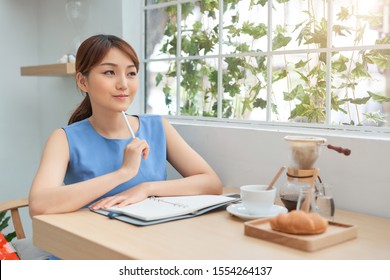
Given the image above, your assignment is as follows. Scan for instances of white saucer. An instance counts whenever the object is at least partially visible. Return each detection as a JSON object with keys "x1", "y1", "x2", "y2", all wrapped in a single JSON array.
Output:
[{"x1": 226, "y1": 203, "x2": 287, "y2": 220}]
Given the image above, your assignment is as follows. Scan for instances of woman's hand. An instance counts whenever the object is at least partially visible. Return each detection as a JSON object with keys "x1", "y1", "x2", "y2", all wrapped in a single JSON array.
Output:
[
  {"x1": 89, "y1": 183, "x2": 150, "y2": 210},
  {"x1": 120, "y1": 137, "x2": 150, "y2": 180}
]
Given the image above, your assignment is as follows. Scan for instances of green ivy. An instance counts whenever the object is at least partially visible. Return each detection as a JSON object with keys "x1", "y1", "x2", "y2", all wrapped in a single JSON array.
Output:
[{"x1": 151, "y1": 0, "x2": 390, "y2": 126}]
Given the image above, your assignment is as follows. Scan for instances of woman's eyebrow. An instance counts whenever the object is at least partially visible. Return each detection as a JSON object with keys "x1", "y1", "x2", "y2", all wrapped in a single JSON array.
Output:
[{"x1": 99, "y1": 62, "x2": 136, "y2": 68}]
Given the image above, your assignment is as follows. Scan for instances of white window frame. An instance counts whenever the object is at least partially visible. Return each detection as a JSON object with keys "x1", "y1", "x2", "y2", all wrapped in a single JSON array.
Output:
[{"x1": 141, "y1": 0, "x2": 390, "y2": 140}]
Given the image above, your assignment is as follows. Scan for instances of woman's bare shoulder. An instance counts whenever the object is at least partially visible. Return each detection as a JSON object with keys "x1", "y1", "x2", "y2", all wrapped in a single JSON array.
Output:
[{"x1": 43, "y1": 128, "x2": 69, "y2": 151}]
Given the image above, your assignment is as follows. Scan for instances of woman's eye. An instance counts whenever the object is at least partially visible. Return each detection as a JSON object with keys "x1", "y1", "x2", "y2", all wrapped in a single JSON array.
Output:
[
  {"x1": 128, "y1": 71, "x2": 137, "y2": 77},
  {"x1": 104, "y1": 70, "x2": 115, "y2": 75}
]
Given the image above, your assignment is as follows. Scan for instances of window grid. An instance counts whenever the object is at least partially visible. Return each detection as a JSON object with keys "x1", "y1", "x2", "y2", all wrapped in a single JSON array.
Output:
[{"x1": 143, "y1": 0, "x2": 390, "y2": 133}]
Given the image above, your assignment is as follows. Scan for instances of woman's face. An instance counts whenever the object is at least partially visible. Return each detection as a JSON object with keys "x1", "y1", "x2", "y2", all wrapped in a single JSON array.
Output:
[{"x1": 78, "y1": 47, "x2": 138, "y2": 114}]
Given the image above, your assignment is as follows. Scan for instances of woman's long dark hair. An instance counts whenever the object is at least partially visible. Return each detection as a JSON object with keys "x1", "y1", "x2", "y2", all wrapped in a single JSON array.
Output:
[{"x1": 68, "y1": 34, "x2": 140, "y2": 125}]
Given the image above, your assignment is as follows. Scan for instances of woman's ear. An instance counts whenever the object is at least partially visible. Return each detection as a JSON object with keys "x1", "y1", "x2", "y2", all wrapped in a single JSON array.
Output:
[{"x1": 76, "y1": 72, "x2": 88, "y2": 92}]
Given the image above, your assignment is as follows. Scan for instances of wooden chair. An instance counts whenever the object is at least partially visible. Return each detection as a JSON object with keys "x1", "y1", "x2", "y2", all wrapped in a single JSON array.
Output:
[{"x1": 0, "y1": 198, "x2": 50, "y2": 260}]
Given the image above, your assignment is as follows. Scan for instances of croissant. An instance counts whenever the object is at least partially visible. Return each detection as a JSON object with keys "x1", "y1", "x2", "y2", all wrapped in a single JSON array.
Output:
[{"x1": 269, "y1": 210, "x2": 328, "y2": 235}]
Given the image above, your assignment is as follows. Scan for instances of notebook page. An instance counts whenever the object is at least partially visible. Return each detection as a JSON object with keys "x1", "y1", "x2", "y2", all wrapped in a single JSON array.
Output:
[{"x1": 107, "y1": 195, "x2": 235, "y2": 221}]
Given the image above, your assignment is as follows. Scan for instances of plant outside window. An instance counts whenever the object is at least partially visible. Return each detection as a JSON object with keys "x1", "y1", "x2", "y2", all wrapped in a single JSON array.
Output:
[{"x1": 144, "y1": 0, "x2": 390, "y2": 129}]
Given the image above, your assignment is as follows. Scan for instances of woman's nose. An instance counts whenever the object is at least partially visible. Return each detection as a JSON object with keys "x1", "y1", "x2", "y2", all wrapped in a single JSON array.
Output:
[{"x1": 116, "y1": 74, "x2": 128, "y2": 90}]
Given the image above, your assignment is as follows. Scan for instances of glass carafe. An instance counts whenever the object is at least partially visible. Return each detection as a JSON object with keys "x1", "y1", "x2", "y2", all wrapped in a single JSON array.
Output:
[{"x1": 279, "y1": 168, "x2": 317, "y2": 212}]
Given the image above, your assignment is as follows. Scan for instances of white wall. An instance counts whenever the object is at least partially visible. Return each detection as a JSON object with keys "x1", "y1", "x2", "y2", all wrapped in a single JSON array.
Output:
[
  {"x1": 169, "y1": 121, "x2": 390, "y2": 219},
  {"x1": 36, "y1": 0, "x2": 132, "y2": 142},
  {"x1": 0, "y1": 0, "x2": 41, "y2": 234}
]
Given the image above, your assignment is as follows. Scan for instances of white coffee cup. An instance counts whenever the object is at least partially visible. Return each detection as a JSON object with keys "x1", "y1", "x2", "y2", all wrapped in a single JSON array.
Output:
[{"x1": 240, "y1": 184, "x2": 276, "y2": 215}]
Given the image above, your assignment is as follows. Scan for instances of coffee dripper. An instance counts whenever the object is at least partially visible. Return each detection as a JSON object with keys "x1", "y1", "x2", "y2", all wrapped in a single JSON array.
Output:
[
  {"x1": 279, "y1": 135, "x2": 351, "y2": 212},
  {"x1": 279, "y1": 136, "x2": 326, "y2": 212}
]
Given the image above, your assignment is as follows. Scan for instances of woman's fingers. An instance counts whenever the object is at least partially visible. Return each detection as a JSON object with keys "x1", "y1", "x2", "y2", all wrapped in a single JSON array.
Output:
[
  {"x1": 127, "y1": 138, "x2": 149, "y2": 155},
  {"x1": 90, "y1": 195, "x2": 126, "y2": 210}
]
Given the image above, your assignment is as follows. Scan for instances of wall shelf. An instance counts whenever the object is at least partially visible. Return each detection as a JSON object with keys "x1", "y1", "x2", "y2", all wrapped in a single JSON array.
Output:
[{"x1": 20, "y1": 63, "x2": 75, "y2": 76}]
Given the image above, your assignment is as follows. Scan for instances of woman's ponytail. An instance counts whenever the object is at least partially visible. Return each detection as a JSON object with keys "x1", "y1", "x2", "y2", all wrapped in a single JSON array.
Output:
[{"x1": 68, "y1": 95, "x2": 92, "y2": 125}]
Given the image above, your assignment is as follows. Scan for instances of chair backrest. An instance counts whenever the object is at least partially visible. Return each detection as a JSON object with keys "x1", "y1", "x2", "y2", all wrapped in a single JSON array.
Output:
[
  {"x1": 0, "y1": 198, "x2": 28, "y2": 239},
  {"x1": 0, "y1": 198, "x2": 51, "y2": 260}
]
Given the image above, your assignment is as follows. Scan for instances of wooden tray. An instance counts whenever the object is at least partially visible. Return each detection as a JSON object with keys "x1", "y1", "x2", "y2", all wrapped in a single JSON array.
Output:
[{"x1": 244, "y1": 218, "x2": 357, "y2": 252}]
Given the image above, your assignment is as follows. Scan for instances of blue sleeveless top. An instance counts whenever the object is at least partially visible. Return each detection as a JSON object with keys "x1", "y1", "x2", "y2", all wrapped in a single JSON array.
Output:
[{"x1": 62, "y1": 114, "x2": 167, "y2": 207}]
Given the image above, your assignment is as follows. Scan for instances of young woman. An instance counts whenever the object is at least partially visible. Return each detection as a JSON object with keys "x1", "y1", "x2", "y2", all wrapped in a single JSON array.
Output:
[{"x1": 29, "y1": 34, "x2": 223, "y2": 216}]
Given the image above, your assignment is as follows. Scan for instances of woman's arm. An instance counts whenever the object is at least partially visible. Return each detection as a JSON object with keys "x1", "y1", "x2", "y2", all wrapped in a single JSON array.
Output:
[
  {"x1": 28, "y1": 128, "x2": 148, "y2": 216},
  {"x1": 90, "y1": 118, "x2": 223, "y2": 209}
]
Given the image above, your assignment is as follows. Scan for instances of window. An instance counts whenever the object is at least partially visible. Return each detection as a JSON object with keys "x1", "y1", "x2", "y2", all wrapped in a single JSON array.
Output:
[{"x1": 143, "y1": 0, "x2": 390, "y2": 131}]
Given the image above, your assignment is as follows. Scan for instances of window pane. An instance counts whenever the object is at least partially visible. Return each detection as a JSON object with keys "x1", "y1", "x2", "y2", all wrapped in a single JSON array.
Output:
[
  {"x1": 180, "y1": 1, "x2": 220, "y2": 57},
  {"x1": 332, "y1": 0, "x2": 385, "y2": 47},
  {"x1": 145, "y1": 5, "x2": 177, "y2": 60},
  {"x1": 222, "y1": 55, "x2": 268, "y2": 121},
  {"x1": 179, "y1": 58, "x2": 218, "y2": 117},
  {"x1": 222, "y1": 1, "x2": 268, "y2": 54},
  {"x1": 271, "y1": 53, "x2": 327, "y2": 124},
  {"x1": 145, "y1": 60, "x2": 177, "y2": 115},
  {"x1": 273, "y1": 0, "x2": 327, "y2": 51},
  {"x1": 331, "y1": 50, "x2": 390, "y2": 126}
]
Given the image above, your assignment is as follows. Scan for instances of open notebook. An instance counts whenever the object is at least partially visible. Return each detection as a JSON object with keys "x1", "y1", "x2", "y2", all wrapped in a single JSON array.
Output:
[{"x1": 91, "y1": 194, "x2": 240, "y2": 226}]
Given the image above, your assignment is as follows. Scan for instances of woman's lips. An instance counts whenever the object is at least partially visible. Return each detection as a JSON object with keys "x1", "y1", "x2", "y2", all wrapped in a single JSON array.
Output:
[{"x1": 114, "y1": 94, "x2": 128, "y2": 100}]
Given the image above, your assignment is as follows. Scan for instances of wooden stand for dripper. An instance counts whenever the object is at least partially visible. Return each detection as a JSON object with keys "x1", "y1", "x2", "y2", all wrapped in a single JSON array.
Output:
[{"x1": 286, "y1": 167, "x2": 318, "y2": 183}]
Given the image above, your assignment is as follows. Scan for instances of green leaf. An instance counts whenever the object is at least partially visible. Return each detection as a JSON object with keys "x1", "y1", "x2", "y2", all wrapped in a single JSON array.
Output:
[
  {"x1": 336, "y1": 6, "x2": 351, "y2": 21},
  {"x1": 368, "y1": 91, "x2": 390, "y2": 103},
  {"x1": 241, "y1": 22, "x2": 267, "y2": 39},
  {"x1": 295, "y1": 71, "x2": 310, "y2": 84},
  {"x1": 256, "y1": 56, "x2": 267, "y2": 72},
  {"x1": 272, "y1": 69, "x2": 287, "y2": 83},
  {"x1": 155, "y1": 73, "x2": 163, "y2": 87},
  {"x1": 253, "y1": 97, "x2": 267, "y2": 109},
  {"x1": 348, "y1": 97, "x2": 371, "y2": 105},
  {"x1": 242, "y1": 97, "x2": 253, "y2": 114},
  {"x1": 272, "y1": 33, "x2": 292, "y2": 50},
  {"x1": 376, "y1": 35, "x2": 390, "y2": 45},
  {"x1": 0, "y1": 211, "x2": 6, "y2": 221},
  {"x1": 289, "y1": 104, "x2": 306, "y2": 120},
  {"x1": 296, "y1": 22, "x2": 311, "y2": 46},
  {"x1": 163, "y1": 85, "x2": 172, "y2": 107},
  {"x1": 332, "y1": 24, "x2": 352, "y2": 37},
  {"x1": 331, "y1": 94, "x2": 348, "y2": 113},
  {"x1": 363, "y1": 111, "x2": 387, "y2": 125},
  {"x1": 5, "y1": 232, "x2": 16, "y2": 242},
  {"x1": 364, "y1": 53, "x2": 389, "y2": 70},
  {"x1": 235, "y1": 43, "x2": 250, "y2": 53},
  {"x1": 271, "y1": 103, "x2": 278, "y2": 115},
  {"x1": 351, "y1": 62, "x2": 371, "y2": 78},
  {"x1": 0, "y1": 215, "x2": 11, "y2": 231},
  {"x1": 164, "y1": 22, "x2": 177, "y2": 37},
  {"x1": 284, "y1": 84, "x2": 305, "y2": 101},
  {"x1": 304, "y1": 18, "x2": 327, "y2": 48},
  {"x1": 332, "y1": 54, "x2": 349, "y2": 72},
  {"x1": 255, "y1": 0, "x2": 268, "y2": 7},
  {"x1": 295, "y1": 59, "x2": 310, "y2": 69}
]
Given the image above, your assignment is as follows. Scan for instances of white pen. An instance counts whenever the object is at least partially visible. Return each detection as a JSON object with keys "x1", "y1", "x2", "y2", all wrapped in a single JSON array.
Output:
[{"x1": 121, "y1": 111, "x2": 136, "y2": 138}]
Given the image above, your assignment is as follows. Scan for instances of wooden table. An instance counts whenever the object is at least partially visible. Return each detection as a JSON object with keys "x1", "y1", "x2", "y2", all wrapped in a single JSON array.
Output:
[{"x1": 32, "y1": 196, "x2": 390, "y2": 260}]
